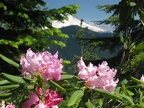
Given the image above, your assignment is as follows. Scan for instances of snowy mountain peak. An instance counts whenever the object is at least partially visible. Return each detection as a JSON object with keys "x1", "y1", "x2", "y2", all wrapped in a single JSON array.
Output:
[{"x1": 52, "y1": 15, "x2": 108, "y2": 32}]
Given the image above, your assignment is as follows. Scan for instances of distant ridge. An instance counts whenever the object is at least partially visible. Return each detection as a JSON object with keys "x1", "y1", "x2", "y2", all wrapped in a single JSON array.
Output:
[{"x1": 52, "y1": 14, "x2": 108, "y2": 32}]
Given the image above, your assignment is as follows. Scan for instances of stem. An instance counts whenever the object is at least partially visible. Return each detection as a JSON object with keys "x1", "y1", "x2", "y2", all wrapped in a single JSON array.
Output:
[{"x1": 102, "y1": 98, "x2": 108, "y2": 108}]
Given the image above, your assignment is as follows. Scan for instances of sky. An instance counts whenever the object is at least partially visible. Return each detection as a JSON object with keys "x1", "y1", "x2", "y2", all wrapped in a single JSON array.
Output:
[{"x1": 44, "y1": 0, "x2": 121, "y2": 22}]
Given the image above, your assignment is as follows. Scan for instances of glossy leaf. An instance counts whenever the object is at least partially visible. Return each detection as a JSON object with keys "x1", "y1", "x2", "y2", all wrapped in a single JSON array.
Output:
[
  {"x1": 49, "y1": 80, "x2": 66, "y2": 92},
  {"x1": 130, "y1": 2, "x2": 136, "y2": 7},
  {"x1": 94, "y1": 88, "x2": 122, "y2": 101},
  {"x1": 0, "y1": 84, "x2": 19, "y2": 90},
  {"x1": 114, "y1": 87, "x2": 121, "y2": 95},
  {"x1": 0, "y1": 93, "x2": 12, "y2": 99},
  {"x1": 56, "y1": 80, "x2": 70, "y2": 86},
  {"x1": 0, "y1": 54, "x2": 20, "y2": 68},
  {"x1": 63, "y1": 60, "x2": 71, "y2": 64},
  {"x1": 119, "y1": 94, "x2": 134, "y2": 105},
  {"x1": 0, "y1": 2, "x2": 7, "y2": 10},
  {"x1": 135, "y1": 42, "x2": 144, "y2": 51},
  {"x1": 85, "y1": 99, "x2": 95, "y2": 108},
  {"x1": 0, "y1": 80, "x2": 10, "y2": 86},
  {"x1": 67, "y1": 89, "x2": 84, "y2": 107},
  {"x1": 119, "y1": 31, "x2": 124, "y2": 43},
  {"x1": 139, "y1": 89, "x2": 143, "y2": 105},
  {"x1": 1, "y1": 73, "x2": 26, "y2": 84},
  {"x1": 61, "y1": 75, "x2": 74, "y2": 80},
  {"x1": 131, "y1": 76, "x2": 142, "y2": 84}
]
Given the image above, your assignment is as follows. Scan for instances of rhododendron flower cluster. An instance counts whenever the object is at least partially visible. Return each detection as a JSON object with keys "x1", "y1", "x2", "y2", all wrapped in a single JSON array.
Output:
[
  {"x1": 0, "y1": 101, "x2": 15, "y2": 108},
  {"x1": 20, "y1": 48, "x2": 63, "y2": 81},
  {"x1": 77, "y1": 58, "x2": 118, "y2": 92},
  {"x1": 23, "y1": 88, "x2": 63, "y2": 108}
]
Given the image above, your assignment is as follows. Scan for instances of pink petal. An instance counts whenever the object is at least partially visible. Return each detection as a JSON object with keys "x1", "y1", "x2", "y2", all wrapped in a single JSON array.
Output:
[
  {"x1": 29, "y1": 92, "x2": 39, "y2": 102},
  {"x1": 1, "y1": 101, "x2": 5, "y2": 108},
  {"x1": 77, "y1": 57, "x2": 86, "y2": 70},
  {"x1": 38, "y1": 87, "x2": 43, "y2": 96},
  {"x1": 22, "y1": 92, "x2": 39, "y2": 108},
  {"x1": 52, "y1": 105, "x2": 58, "y2": 108},
  {"x1": 34, "y1": 101, "x2": 45, "y2": 108},
  {"x1": 6, "y1": 104, "x2": 15, "y2": 108},
  {"x1": 140, "y1": 74, "x2": 144, "y2": 82}
]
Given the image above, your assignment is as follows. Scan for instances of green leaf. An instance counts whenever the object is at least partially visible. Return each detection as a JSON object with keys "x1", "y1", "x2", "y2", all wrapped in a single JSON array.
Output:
[
  {"x1": 57, "y1": 80, "x2": 70, "y2": 86},
  {"x1": 139, "y1": 10, "x2": 144, "y2": 26},
  {"x1": 49, "y1": 80, "x2": 66, "y2": 92},
  {"x1": 114, "y1": 87, "x2": 121, "y2": 95},
  {"x1": 0, "y1": 84, "x2": 19, "y2": 90},
  {"x1": 23, "y1": 13, "x2": 29, "y2": 19},
  {"x1": 94, "y1": 88, "x2": 122, "y2": 101},
  {"x1": 139, "y1": 89, "x2": 143, "y2": 105},
  {"x1": 61, "y1": 75, "x2": 74, "y2": 80},
  {"x1": 0, "y1": 39, "x2": 19, "y2": 48},
  {"x1": 131, "y1": 76, "x2": 142, "y2": 84},
  {"x1": 67, "y1": 89, "x2": 84, "y2": 106},
  {"x1": 50, "y1": 40, "x2": 66, "y2": 47},
  {"x1": 63, "y1": 60, "x2": 71, "y2": 64},
  {"x1": 119, "y1": 94, "x2": 134, "y2": 105},
  {"x1": 119, "y1": 31, "x2": 124, "y2": 43},
  {"x1": 130, "y1": 2, "x2": 136, "y2": 7},
  {"x1": 0, "y1": 80, "x2": 10, "y2": 86},
  {"x1": 0, "y1": 54, "x2": 20, "y2": 68},
  {"x1": 1, "y1": 73, "x2": 26, "y2": 84},
  {"x1": 0, "y1": 2, "x2": 7, "y2": 10},
  {"x1": 0, "y1": 93, "x2": 12, "y2": 99},
  {"x1": 121, "y1": 83, "x2": 134, "y2": 97},
  {"x1": 85, "y1": 99, "x2": 95, "y2": 108},
  {"x1": 135, "y1": 42, "x2": 144, "y2": 51},
  {"x1": 121, "y1": 79, "x2": 128, "y2": 85},
  {"x1": 127, "y1": 90, "x2": 134, "y2": 96}
]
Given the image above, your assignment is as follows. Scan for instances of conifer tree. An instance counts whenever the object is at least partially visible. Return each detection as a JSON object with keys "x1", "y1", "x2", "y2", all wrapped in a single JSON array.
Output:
[
  {"x1": 78, "y1": 0, "x2": 144, "y2": 79},
  {"x1": 0, "y1": 0, "x2": 79, "y2": 74}
]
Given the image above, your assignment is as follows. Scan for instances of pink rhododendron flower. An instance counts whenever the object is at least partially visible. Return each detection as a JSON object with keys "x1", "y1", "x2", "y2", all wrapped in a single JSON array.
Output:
[
  {"x1": 140, "y1": 74, "x2": 144, "y2": 82},
  {"x1": 77, "y1": 58, "x2": 97, "y2": 81},
  {"x1": 23, "y1": 88, "x2": 63, "y2": 108},
  {"x1": 20, "y1": 48, "x2": 63, "y2": 81},
  {"x1": 77, "y1": 57, "x2": 118, "y2": 92},
  {"x1": 0, "y1": 101, "x2": 15, "y2": 108}
]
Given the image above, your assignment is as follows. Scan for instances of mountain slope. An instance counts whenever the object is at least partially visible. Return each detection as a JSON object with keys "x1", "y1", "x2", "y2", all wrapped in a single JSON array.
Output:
[
  {"x1": 52, "y1": 15, "x2": 108, "y2": 32},
  {"x1": 49, "y1": 26, "x2": 113, "y2": 62}
]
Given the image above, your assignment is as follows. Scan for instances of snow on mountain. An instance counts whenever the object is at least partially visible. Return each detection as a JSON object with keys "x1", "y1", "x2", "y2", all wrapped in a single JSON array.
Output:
[{"x1": 52, "y1": 15, "x2": 108, "y2": 32}]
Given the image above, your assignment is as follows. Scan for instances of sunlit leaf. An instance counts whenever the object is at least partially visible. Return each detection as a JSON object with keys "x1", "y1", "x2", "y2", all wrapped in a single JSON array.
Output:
[
  {"x1": 135, "y1": 42, "x2": 144, "y2": 51},
  {"x1": 139, "y1": 89, "x2": 143, "y2": 105},
  {"x1": 131, "y1": 76, "x2": 142, "y2": 84},
  {"x1": 1, "y1": 73, "x2": 26, "y2": 84},
  {"x1": 0, "y1": 80, "x2": 10, "y2": 86},
  {"x1": 0, "y1": 2, "x2": 7, "y2": 10},
  {"x1": 119, "y1": 31, "x2": 124, "y2": 43},
  {"x1": 94, "y1": 88, "x2": 122, "y2": 101},
  {"x1": 85, "y1": 99, "x2": 95, "y2": 108},
  {"x1": 61, "y1": 75, "x2": 74, "y2": 80},
  {"x1": 119, "y1": 94, "x2": 134, "y2": 105},
  {"x1": 0, "y1": 93, "x2": 12, "y2": 99},
  {"x1": 49, "y1": 80, "x2": 66, "y2": 92},
  {"x1": 63, "y1": 60, "x2": 71, "y2": 64},
  {"x1": 0, "y1": 54, "x2": 20, "y2": 68},
  {"x1": 67, "y1": 89, "x2": 84, "y2": 106},
  {"x1": 0, "y1": 84, "x2": 19, "y2": 90},
  {"x1": 130, "y1": 2, "x2": 136, "y2": 7}
]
